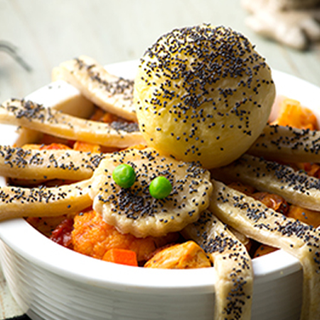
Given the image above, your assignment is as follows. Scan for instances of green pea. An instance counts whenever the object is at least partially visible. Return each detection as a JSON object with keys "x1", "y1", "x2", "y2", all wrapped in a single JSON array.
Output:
[
  {"x1": 112, "y1": 164, "x2": 136, "y2": 188},
  {"x1": 149, "y1": 176, "x2": 172, "y2": 199}
]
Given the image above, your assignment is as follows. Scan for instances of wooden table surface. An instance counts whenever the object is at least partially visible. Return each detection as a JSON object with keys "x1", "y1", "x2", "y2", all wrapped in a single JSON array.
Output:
[
  {"x1": 0, "y1": 0, "x2": 319, "y2": 319},
  {"x1": 1, "y1": 0, "x2": 320, "y2": 104}
]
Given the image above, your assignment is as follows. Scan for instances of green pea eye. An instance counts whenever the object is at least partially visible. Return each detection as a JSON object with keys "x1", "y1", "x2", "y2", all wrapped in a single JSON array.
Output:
[
  {"x1": 149, "y1": 176, "x2": 172, "y2": 199},
  {"x1": 112, "y1": 164, "x2": 136, "y2": 189}
]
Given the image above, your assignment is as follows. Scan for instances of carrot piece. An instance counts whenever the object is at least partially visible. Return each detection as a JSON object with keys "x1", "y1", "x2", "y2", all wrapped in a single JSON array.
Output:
[
  {"x1": 72, "y1": 210, "x2": 157, "y2": 262},
  {"x1": 89, "y1": 107, "x2": 121, "y2": 123},
  {"x1": 89, "y1": 108, "x2": 105, "y2": 121},
  {"x1": 103, "y1": 248, "x2": 138, "y2": 266},
  {"x1": 286, "y1": 205, "x2": 320, "y2": 228},
  {"x1": 252, "y1": 192, "x2": 289, "y2": 215},
  {"x1": 39, "y1": 134, "x2": 73, "y2": 147},
  {"x1": 253, "y1": 244, "x2": 278, "y2": 258},
  {"x1": 228, "y1": 182, "x2": 256, "y2": 196},
  {"x1": 304, "y1": 163, "x2": 320, "y2": 179},
  {"x1": 124, "y1": 143, "x2": 147, "y2": 151},
  {"x1": 40, "y1": 143, "x2": 71, "y2": 150},
  {"x1": 101, "y1": 112, "x2": 121, "y2": 123},
  {"x1": 73, "y1": 141, "x2": 101, "y2": 153},
  {"x1": 271, "y1": 98, "x2": 318, "y2": 130}
]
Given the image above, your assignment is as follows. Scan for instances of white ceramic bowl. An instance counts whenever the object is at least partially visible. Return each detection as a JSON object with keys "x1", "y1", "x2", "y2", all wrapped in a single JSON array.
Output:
[{"x1": 1, "y1": 61, "x2": 320, "y2": 320}]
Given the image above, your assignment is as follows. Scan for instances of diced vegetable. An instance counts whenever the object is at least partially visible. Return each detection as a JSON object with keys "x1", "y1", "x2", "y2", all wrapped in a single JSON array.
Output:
[
  {"x1": 89, "y1": 108, "x2": 105, "y2": 121},
  {"x1": 251, "y1": 192, "x2": 289, "y2": 215},
  {"x1": 286, "y1": 205, "x2": 320, "y2": 228},
  {"x1": 40, "y1": 143, "x2": 72, "y2": 150},
  {"x1": 101, "y1": 112, "x2": 121, "y2": 124},
  {"x1": 73, "y1": 141, "x2": 101, "y2": 153},
  {"x1": 39, "y1": 134, "x2": 73, "y2": 147},
  {"x1": 271, "y1": 98, "x2": 318, "y2": 130},
  {"x1": 144, "y1": 241, "x2": 211, "y2": 269},
  {"x1": 71, "y1": 210, "x2": 157, "y2": 262},
  {"x1": 149, "y1": 176, "x2": 172, "y2": 199},
  {"x1": 112, "y1": 164, "x2": 136, "y2": 189},
  {"x1": 301, "y1": 163, "x2": 320, "y2": 179},
  {"x1": 253, "y1": 244, "x2": 278, "y2": 258},
  {"x1": 103, "y1": 248, "x2": 138, "y2": 266}
]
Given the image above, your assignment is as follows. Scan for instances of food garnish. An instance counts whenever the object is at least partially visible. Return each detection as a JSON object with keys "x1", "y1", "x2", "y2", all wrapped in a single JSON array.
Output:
[
  {"x1": 148, "y1": 176, "x2": 172, "y2": 199},
  {"x1": 112, "y1": 163, "x2": 136, "y2": 188},
  {"x1": 103, "y1": 248, "x2": 138, "y2": 266}
]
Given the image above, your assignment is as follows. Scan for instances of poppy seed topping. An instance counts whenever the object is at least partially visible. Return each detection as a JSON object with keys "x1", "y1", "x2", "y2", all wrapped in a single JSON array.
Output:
[
  {"x1": 89, "y1": 148, "x2": 212, "y2": 237},
  {"x1": 134, "y1": 24, "x2": 275, "y2": 168}
]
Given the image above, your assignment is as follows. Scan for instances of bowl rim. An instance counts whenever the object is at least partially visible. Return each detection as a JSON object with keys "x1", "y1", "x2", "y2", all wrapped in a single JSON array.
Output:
[{"x1": 1, "y1": 60, "x2": 319, "y2": 294}]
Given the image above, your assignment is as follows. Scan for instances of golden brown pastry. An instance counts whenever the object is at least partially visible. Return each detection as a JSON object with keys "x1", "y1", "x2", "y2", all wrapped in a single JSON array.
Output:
[
  {"x1": 0, "y1": 99, "x2": 145, "y2": 148},
  {"x1": 209, "y1": 179, "x2": 320, "y2": 320},
  {"x1": 182, "y1": 209, "x2": 253, "y2": 320},
  {"x1": 134, "y1": 24, "x2": 275, "y2": 168},
  {"x1": 211, "y1": 153, "x2": 320, "y2": 211},
  {"x1": 0, "y1": 145, "x2": 105, "y2": 181},
  {"x1": 0, "y1": 179, "x2": 92, "y2": 221},
  {"x1": 248, "y1": 124, "x2": 320, "y2": 163},
  {"x1": 89, "y1": 147, "x2": 212, "y2": 237},
  {"x1": 53, "y1": 55, "x2": 137, "y2": 121}
]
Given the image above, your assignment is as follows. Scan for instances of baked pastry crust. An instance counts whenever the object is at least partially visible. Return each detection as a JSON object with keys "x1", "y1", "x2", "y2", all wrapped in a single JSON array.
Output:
[
  {"x1": 211, "y1": 153, "x2": 320, "y2": 211},
  {"x1": 0, "y1": 146, "x2": 105, "y2": 181},
  {"x1": 0, "y1": 179, "x2": 92, "y2": 221},
  {"x1": 210, "y1": 179, "x2": 320, "y2": 320},
  {"x1": 53, "y1": 55, "x2": 137, "y2": 121},
  {"x1": 90, "y1": 147, "x2": 212, "y2": 237},
  {"x1": 0, "y1": 99, "x2": 145, "y2": 148},
  {"x1": 183, "y1": 209, "x2": 253, "y2": 320},
  {"x1": 134, "y1": 25, "x2": 275, "y2": 168},
  {"x1": 249, "y1": 124, "x2": 320, "y2": 163}
]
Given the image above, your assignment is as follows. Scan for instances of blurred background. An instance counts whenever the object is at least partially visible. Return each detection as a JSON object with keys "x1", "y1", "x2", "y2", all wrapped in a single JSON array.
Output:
[{"x1": 0, "y1": 0, "x2": 320, "y2": 103}]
